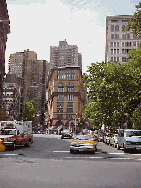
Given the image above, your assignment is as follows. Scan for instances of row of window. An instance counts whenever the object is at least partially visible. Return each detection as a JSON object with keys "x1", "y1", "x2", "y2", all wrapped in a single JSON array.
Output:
[
  {"x1": 111, "y1": 34, "x2": 141, "y2": 40},
  {"x1": 58, "y1": 83, "x2": 74, "y2": 92},
  {"x1": 110, "y1": 25, "x2": 125, "y2": 32},
  {"x1": 57, "y1": 114, "x2": 73, "y2": 119},
  {"x1": 58, "y1": 95, "x2": 73, "y2": 101},
  {"x1": 57, "y1": 108, "x2": 73, "y2": 113},
  {"x1": 111, "y1": 49, "x2": 131, "y2": 55},
  {"x1": 111, "y1": 57, "x2": 127, "y2": 62},
  {"x1": 57, "y1": 102, "x2": 73, "y2": 107},
  {"x1": 57, "y1": 70, "x2": 75, "y2": 79},
  {"x1": 111, "y1": 41, "x2": 138, "y2": 48}
]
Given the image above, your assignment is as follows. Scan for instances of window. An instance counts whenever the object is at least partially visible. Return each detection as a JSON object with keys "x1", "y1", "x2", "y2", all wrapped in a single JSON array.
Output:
[
  {"x1": 122, "y1": 25, "x2": 126, "y2": 30},
  {"x1": 115, "y1": 25, "x2": 119, "y2": 31},
  {"x1": 111, "y1": 57, "x2": 113, "y2": 62},
  {"x1": 67, "y1": 95, "x2": 73, "y2": 101},
  {"x1": 72, "y1": 70, "x2": 75, "y2": 79},
  {"x1": 57, "y1": 114, "x2": 63, "y2": 119},
  {"x1": 117, "y1": 57, "x2": 119, "y2": 62},
  {"x1": 67, "y1": 70, "x2": 70, "y2": 79},
  {"x1": 117, "y1": 42, "x2": 119, "y2": 47},
  {"x1": 114, "y1": 57, "x2": 116, "y2": 61},
  {"x1": 122, "y1": 57, "x2": 127, "y2": 62},
  {"x1": 111, "y1": 42, "x2": 113, "y2": 47},
  {"x1": 133, "y1": 41, "x2": 136, "y2": 47},
  {"x1": 67, "y1": 108, "x2": 73, "y2": 113},
  {"x1": 114, "y1": 42, "x2": 116, "y2": 47},
  {"x1": 133, "y1": 34, "x2": 137, "y2": 39},
  {"x1": 115, "y1": 34, "x2": 119, "y2": 39},
  {"x1": 57, "y1": 108, "x2": 63, "y2": 113},
  {"x1": 57, "y1": 102, "x2": 63, "y2": 107},
  {"x1": 127, "y1": 34, "x2": 130, "y2": 39},
  {"x1": 125, "y1": 42, "x2": 131, "y2": 47},
  {"x1": 122, "y1": 34, "x2": 126, "y2": 39},
  {"x1": 57, "y1": 70, "x2": 61, "y2": 79},
  {"x1": 122, "y1": 49, "x2": 124, "y2": 54},
  {"x1": 111, "y1": 34, "x2": 114, "y2": 39},
  {"x1": 68, "y1": 83, "x2": 74, "y2": 92},
  {"x1": 114, "y1": 49, "x2": 116, "y2": 54},
  {"x1": 117, "y1": 49, "x2": 119, "y2": 54},
  {"x1": 67, "y1": 114, "x2": 73, "y2": 119},
  {"x1": 111, "y1": 49, "x2": 113, "y2": 55},
  {"x1": 67, "y1": 102, "x2": 73, "y2": 107},
  {"x1": 111, "y1": 25, "x2": 114, "y2": 32},
  {"x1": 122, "y1": 42, "x2": 124, "y2": 47},
  {"x1": 62, "y1": 70, "x2": 66, "y2": 79},
  {"x1": 58, "y1": 95, "x2": 64, "y2": 101},
  {"x1": 58, "y1": 83, "x2": 64, "y2": 92}
]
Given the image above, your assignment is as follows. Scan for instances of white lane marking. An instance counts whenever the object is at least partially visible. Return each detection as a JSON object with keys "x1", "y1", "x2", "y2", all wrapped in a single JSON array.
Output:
[
  {"x1": 65, "y1": 157, "x2": 103, "y2": 159},
  {"x1": 109, "y1": 153, "x2": 125, "y2": 155},
  {"x1": 53, "y1": 151, "x2": 100, "y2": 153},
  {"x1": 110, "y1": 158, "x2": 131, "y2": 160},
  {"x1": 0, "y1": 154, "x2": 18, "y2": 156},
  {"x1": 130, "y1": 154, "x2": 141, "y2": 156}
]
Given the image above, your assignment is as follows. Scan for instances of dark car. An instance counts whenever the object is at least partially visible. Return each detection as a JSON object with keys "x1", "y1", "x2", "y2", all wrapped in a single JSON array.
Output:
[{"x1": 61, "y1": 129, "x2": 72, "y2": 139}]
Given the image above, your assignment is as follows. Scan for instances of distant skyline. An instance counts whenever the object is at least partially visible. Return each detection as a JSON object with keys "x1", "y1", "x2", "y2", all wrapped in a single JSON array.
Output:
[{"x1": 5, "y1": 0, "x2": 140, "y2": 73}]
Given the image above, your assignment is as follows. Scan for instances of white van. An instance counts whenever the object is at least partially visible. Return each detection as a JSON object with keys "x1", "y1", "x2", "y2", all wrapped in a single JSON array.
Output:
[{"x1": 117, "y1": 129, "x2": 141, "y2": 152}]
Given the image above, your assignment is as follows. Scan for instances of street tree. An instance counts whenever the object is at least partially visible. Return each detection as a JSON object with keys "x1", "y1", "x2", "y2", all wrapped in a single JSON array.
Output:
[
  {"x1": 124, "y1": 2, "x2": 141, "y2": 37},
  {"x1": 23, "y1": 99, "x2": 37, "y2": 121}
]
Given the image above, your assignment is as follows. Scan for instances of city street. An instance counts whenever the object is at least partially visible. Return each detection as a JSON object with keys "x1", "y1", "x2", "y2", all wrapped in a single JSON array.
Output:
[{"x1": 0, "y1": 134, "x2": 141, "y2": 188}]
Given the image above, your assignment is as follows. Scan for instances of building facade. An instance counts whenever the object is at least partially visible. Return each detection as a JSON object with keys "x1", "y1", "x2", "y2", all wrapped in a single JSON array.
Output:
[
  {"x1": 3, "y1": 74, "x2": 20, "y2": 120},
  {"x1": 105, "y1": 15, "x2": 141, "y2": 63},
  {"x1": 46, "y1": 66, "x2": 87, "y2": 129},
  {"x1": 50, "y1": 39, "x2": 82, "y2": 71},
  {"x1": 0, "y1": 0, "x2": 10, "y2": 108}
]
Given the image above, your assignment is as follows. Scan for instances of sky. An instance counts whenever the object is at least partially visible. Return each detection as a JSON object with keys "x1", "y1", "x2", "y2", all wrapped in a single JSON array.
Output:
[{"x1": 5, "y1": 0, "x2": 140, "y2": 74}]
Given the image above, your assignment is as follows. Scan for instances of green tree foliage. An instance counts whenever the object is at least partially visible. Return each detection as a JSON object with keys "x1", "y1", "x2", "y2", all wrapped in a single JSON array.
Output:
[
  {"x1": 125, "y1": 2, "x2": 141, "y2": 36},
  {"x1": 82, "y1": 50, "x2": 141, "y2": 129},
  {"x1": 23, "y1": 99, "x2": 37, "y2": 121}
]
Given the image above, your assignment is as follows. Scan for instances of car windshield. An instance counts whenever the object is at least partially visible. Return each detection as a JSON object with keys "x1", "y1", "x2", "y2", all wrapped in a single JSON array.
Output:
[
  {"x1": 74, "y1": 135, "x2": 94, "y2": 141},
  {"x1": 0, "y1": 129, "x2": 16, "y2": 135},
  {"x1": 126, "y1": 131, "x2": 141, "y2": 137},
  {"x1": 63, "y1": 129, "x2": 70, "y2": 132}
]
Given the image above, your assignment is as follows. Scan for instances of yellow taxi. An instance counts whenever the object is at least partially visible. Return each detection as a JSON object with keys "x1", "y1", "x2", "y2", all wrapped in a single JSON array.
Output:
[
  {"x1": 0, "y1": 139, "x2": 5, "y2": 152},
  {"x1": 70, "y1": 134, "x2": 97, "y2": 154}
]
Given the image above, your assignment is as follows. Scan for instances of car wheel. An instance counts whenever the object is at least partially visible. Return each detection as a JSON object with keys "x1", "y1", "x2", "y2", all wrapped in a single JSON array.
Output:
[
  {"x1": 70, "y1": 149, "x2": 73, "y2": 154},
  {"x1": 61, "y1": 136, "x2": 63, "y2": 139},
  {"x1": 117, "y1": 143, "x2": 120, "y2": 150},
  {"x1": 11, "y1": 143, "x2": 16, "y2": 151},
  {"x1": 27, "y1": 139, "x2": 31, "y2": 147}
]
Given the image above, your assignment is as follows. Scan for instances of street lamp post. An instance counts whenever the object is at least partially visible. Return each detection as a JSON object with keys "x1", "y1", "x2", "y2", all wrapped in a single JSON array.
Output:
[{"x1": 75, "y1": 113, "x2": 78, "y2": 135}]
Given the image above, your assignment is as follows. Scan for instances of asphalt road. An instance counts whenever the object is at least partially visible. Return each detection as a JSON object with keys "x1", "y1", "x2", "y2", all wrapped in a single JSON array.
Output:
[{"x1": 0, "y1": 134, "x2": 141, "y2": 188}]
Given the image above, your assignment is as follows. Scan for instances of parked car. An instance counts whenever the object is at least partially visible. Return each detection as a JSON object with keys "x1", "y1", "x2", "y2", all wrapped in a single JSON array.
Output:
[
  {"x1": 103, "y1": 133, "x2": 113, "y2": 144},
  {"x1": 61, "y1": 129, "x2": 72, "y2": 139},
  {"x1": 0, "y1": 139, "x2": 5, "y2": 152},
  {"x1": 70, "y1": 134, "x2": 97, "y2": 154},
  {"x1": 117, "y1": 129, "x2": 141, "y2": 152},
  {"x1": 109, "y1": 134, "x2": 118, "y2": 147}
]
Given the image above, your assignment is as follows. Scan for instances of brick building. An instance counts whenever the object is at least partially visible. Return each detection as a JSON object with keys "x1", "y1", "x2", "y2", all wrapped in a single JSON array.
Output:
[{"x1": 46, "y1": 66, "x2": 87, "y2": 129}]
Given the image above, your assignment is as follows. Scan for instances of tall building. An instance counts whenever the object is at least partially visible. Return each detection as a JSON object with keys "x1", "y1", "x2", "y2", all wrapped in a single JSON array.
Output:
[
  {"x1": 105, "y1": 15, "x2": 141, "y2": 63},
  {"x1": 50, "y1": 39, "x2": 82, "y2": 71},
  {"x1": 8, "y1": 49, "x2": 37, "y2": 118},
  {"x1": 0, "y1": 0, "x2": 10, "y2": 107},
  {"x1": 46, "y1": 66, "x2": 87, "y2": 129},
  {"x1": 8, "y1": 49, "x2": 37, "y2": 78},
  {"x1": 3, "y1": 74, "x2": 20, "y2": 120}
]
